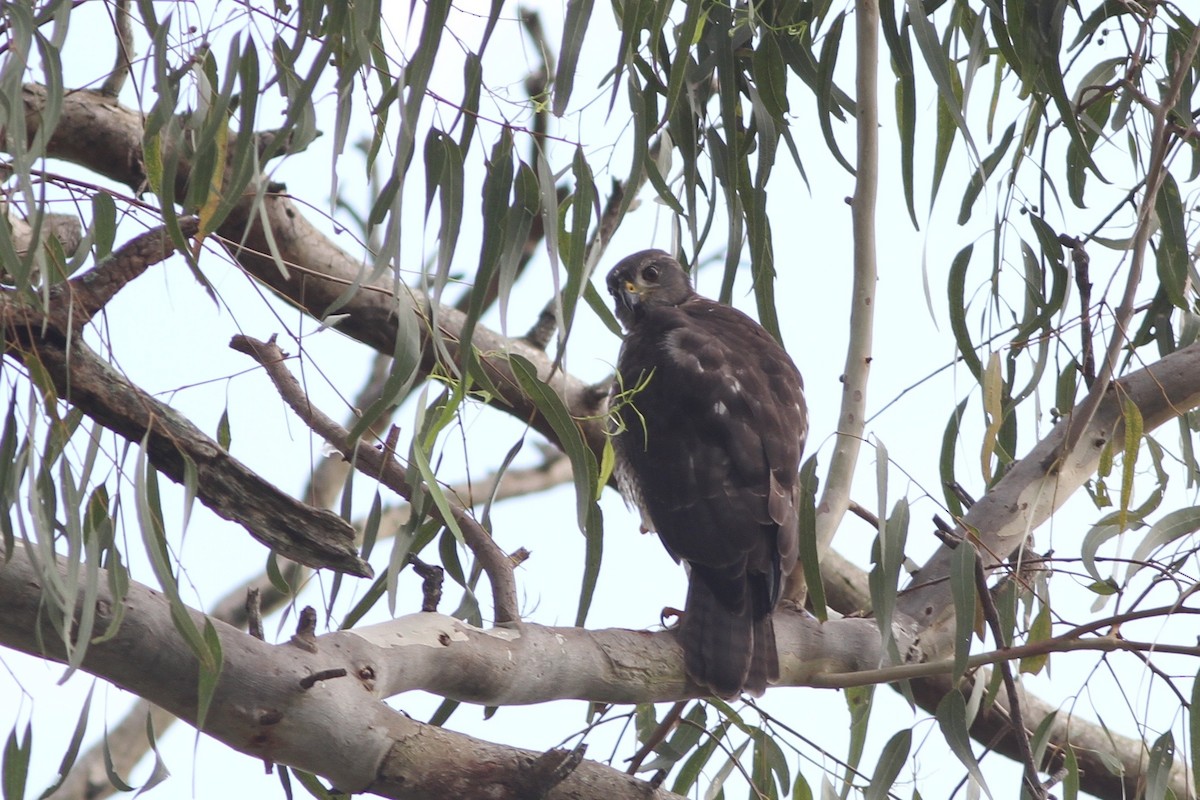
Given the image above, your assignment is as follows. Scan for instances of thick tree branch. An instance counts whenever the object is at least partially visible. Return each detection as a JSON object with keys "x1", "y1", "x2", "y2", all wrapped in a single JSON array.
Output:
[
  {"x1": 0, "y1": 297, "x2": 369, "y2": 576},
  {"x1": 53, "y1": 451, "x2": 570, "y2": 800},
  {"x1": 15, "y1": 84, "x2": 613, "y2": 465},
  {"x1": 0, "y1": 543, "x2": 680, "y2": 800},
  {"x1": 819, "y1": 548, "x2": 1191, "y2": 797},
  {"x1": 898, "y1": 337, "x2": 1200, "y2": 651}
]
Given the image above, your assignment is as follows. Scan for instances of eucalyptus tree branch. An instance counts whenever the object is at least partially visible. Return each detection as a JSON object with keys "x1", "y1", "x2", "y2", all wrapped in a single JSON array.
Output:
[
  {"x1": 1059, "y1": 22, "x2": 1200, "y2": 458},
  {"x1": 53, "y1": 349, "x2": 397, "y2": 800},
  {"x1": 895, "y1": 338, "x2": 1200, "y2": 662},
  {"x1": 61, "y1": 217, "x2": 199, "y2": 322},
  {"x1": 0, "y1": 543, "x2": 683, "y2": 800},
  {"x1": 54, "y1": 453, "x2": 571, "y2": 800},
  {"x1": 785, "y1": 0, "x2": 879, "y2": 601},
  {"x1": 819, "y1": 551, "x2": 1191, "y2": 798},
  {"x1": 231, "y1": 334, "x2": 522, "y2": 625},
  {"x1": 15, "y1": 83, "x2": 613, "y2": 463},
  {"x1": 0, "y1": 293, "x2": 370, "y2": 576}
]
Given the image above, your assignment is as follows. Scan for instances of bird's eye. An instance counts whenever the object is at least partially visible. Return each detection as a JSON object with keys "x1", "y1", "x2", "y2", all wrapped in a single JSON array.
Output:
[{"x1": 642, "y1": 265, "x2": 660, "y2": 282}]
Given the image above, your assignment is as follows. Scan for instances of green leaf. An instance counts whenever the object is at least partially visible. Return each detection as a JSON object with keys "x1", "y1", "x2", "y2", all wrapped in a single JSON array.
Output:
[
  {"x1": 957, "y1": 121, "x2": 1015, "y2": 225},
  {"x1": 424, "y1": 130, "x2": 465, "y2": 304},
  {"x1": 671, "y1": 722, "x2": 726, "y2": 795},
  {"x1": 216, "y1": 408, "x2": 231, "y2": 450},
  {"x1": 753, "y1": 31, "x2": 790, "y2": 118},
  {"x1": 1063, "y1": 744, "x2": 1079, "y2": 800},
  {"x1": 507, "y1": 354, "x2": 603, "y2": 625},
  {"x1": 1080, "y1": 523, "x2": 1121, "y2": 583},
  {"x1": 1125, "y1": 506, "x2": 1200, "y2": 585},
  {"x1": 844, "y1": 685, "x2": 874, "y2": 793},
  {"x1": 1145, "y1": 731, "x2": 1174, "y2": 800},
  {"x1": 1117, "y1": 394, "x2": 1143, "y2": 531},
  {"x1": 865, "y1": 729, "x2": 911, "y2": 800},
  {"x1": 134, "y1": 442, "x2": 213, "y2": 673},
  {"x1": 2, "y1": 720, "x2": 31, "y2": 800},
  {"x1": 905, "y1": 0, "x2": 977, "y2": 163},
  {"x1": 949, "y1": 538, "x2": 976, "y2": 681},
  {"x1": 1028, "y1": 709, "x2": 1058, "y2": 769},
  {"x1": 935, "y1": 690, "x2": 994, "y2": 799},
  {"x1": 36, "y1": 683, "x2": 93, "y2": 799},
  {"x1": 1155, "y1": 173, "x2": 1190, "y2": 310},
  {"x1": 90, "y1": 192, "x2": 117, "y2": 262},
  {"x1": 797, "y1": 456, "x2": 826, "y2": 621},
  {"x1": 947, "y1": 245, "x2": 982, "y2": 379},
  {"x1": 815, "y1": 12, "x2": 854, "y2": 174},
  {"x1": 195, "y1": 617, "x2": 224, "y2": 731},
  {"x1": 560, "y1": 148, "x2": 595, "y2": 339},
  {"x1": 553, "y1": 0, "x2": 594, "y2": 116},
  {"x1": 139, "y1": 705, "x2": 171, "y2": 791},
  {"x1": 750, "y1": 727, "x2": 789, "y2": 800},
  {"x1": 100, "y1": 723, "x2": 135, "y2": 792},
  {"x1": 1020, "y1": 603, "x2": 1051, "y2": 675},
  {"x1": 1191, "y1": 666, "x2": 1200, "y2": 794}
]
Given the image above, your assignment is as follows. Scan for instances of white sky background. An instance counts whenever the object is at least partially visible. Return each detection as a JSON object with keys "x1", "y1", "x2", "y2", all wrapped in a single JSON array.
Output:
[{"x1": 2, "y1": 1, "x2": 1196, "y2": 799}]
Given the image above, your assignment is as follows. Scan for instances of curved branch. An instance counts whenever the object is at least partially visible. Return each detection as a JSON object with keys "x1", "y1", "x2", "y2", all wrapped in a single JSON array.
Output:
[
  {"x1": 14, "y1": 84, "x2": 613, "y2": 465},
  {"x1": 230, "y1": 334, "x2": 521, "y2": 625}
]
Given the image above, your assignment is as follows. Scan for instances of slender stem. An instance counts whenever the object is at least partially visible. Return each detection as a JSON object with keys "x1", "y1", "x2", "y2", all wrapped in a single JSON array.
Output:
[
  {"x1": 232, "y1": 335, "x2": 522, "y2": 625},
  {"x1": 973, "y1": 555, "x2": 1043, "y2": 798},
  {"x1": 802, "y1": 0, "x2": 879, "y2": 582},
  {"x1": 1061, "y1": 22, "x2": 1200, "y2": 457}
]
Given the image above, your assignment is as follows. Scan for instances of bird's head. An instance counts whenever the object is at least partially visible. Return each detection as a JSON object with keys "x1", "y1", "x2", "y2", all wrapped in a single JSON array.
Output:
[{"x1": 606, "y1": 249, "x2": 694, "y2": 328}]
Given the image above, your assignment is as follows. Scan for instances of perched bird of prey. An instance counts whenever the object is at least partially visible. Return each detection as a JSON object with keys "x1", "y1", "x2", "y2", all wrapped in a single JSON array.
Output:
[{"x1": 607, "y1": 249, "x2": 808, "y2": 698}]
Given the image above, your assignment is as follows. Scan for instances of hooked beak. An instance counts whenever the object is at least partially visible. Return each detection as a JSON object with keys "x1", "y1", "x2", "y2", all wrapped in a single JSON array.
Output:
[{"x1": 613, "y1": 280, "x2": 642, "y2": 317}]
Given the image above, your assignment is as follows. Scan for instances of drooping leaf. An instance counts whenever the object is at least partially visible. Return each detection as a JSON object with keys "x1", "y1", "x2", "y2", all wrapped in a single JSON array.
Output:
[
  {"x1": 1145, "y1": 731, "x2": 1174, "y2": 800},
  {"x1": 1155, "y1": 173, "x2": 1190, "y2": 310},
  {"x1": 935, "y1": 690, "x2": 994, "y2": 800},
  {"x1": 553, "y1": 0, "x2": 595, "y2": 116},
  {"x1": 865, "y1": 729, "x2": 912, "y2": 800},
  {"x1": 949, "y1": 537, "x2": 976, "y2": 681}
]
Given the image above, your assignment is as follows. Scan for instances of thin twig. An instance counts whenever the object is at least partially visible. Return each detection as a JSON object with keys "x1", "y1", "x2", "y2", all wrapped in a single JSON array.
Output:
[
  {"x1": 245, "y1": 588, "x2": 265, "y2": 641},
  {"x1": 973, "y1": 551, "x2": 1044, "y2": 798},
  {"x1": 1060, "y1": 234, "x2": 1095, "y2": 388},
  {"x1": 407, "y1": 553, "x2": 445, "y2": 613},
  {"x1": 1060, "y1": 22, "x2": 1200, "y2": 458},
  {"x1": 625, "y1": 701, "x2": 686, "y2": 775},
  {"x1": 231, "y1": 334, "x2": 522, "y2": 625}
]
